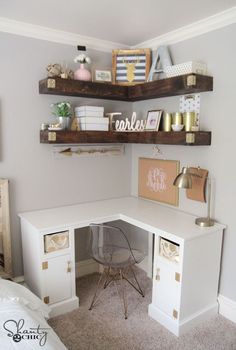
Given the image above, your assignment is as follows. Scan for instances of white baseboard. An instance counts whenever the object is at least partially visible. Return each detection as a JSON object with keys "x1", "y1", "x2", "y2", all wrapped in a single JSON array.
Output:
[
  {"x1": 75, "y1": 259, "x2": 99, "y2": 278},
  {"x1": 218, "y1": 294, "x2": 236, "y2": 324}
]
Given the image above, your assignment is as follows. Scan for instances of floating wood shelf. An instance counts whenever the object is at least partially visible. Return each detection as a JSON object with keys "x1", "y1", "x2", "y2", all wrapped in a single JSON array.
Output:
[
  {"x1": 39, "y1": 74, "x2": 213, "y2": 102},
  {"x1": 40, "y1": 130, "x2": 211, "y2": 146}
]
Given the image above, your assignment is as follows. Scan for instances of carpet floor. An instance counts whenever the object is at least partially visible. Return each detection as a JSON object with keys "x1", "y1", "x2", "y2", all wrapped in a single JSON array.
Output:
[{"x1": 49, "y1": 269, "x2": 236, "y2": 350}]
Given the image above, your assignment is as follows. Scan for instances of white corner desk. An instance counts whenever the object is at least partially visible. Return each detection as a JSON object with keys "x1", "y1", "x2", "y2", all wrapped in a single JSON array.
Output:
[{"x1": 19, "y1": 196, "x2": 225, "y2": 336}]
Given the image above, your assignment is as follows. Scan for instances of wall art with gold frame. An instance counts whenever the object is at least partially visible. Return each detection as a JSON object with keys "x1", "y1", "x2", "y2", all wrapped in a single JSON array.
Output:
[
  {"x1": 138, "y1": 158, "x2": 179, "y2": 206},
  {"x1": 112, "y1": 49, "x2": 151, "y2": 85},
  {"x1": 0, "y1": 179, "x2": 12, "y2": 278}
]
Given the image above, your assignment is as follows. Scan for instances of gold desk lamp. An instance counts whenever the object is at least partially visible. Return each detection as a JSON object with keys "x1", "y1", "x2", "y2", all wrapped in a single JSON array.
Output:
[{"x1": 173, "y1": 167, "x2": 214, "y2": 227}]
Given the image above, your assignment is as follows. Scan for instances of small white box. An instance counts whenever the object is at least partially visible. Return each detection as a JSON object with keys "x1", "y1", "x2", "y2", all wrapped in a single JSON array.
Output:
[
  {"x1": 75, "y1": 111, "x2": 104, "y2": 118},
  {"x1": 75, "y1": 106, "x2": 104, "y2": 112},
  {"x1": 79, "y1": 117, "x2": 109, "y2": 131},
  {"x1": 165, "y1": 61, "x2": 207, "y2": 78}
]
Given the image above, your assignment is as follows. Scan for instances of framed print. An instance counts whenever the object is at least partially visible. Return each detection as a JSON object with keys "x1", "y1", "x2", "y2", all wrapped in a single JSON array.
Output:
[
  {"x1": 145, "y1": 110, "x2": 163, "y2": 131},
  {"x1": 93, "y1": 69, "x2": 112, "y2": 83},
  {"x1": 138, "y1": 158, "x2": 179, "y2": 206},
  {"x1": 0, "y1": 179, "x2": 12, "y2": 278},
  {"x1": 112, "y1": 49, "x2": 151, "y2": 85}
]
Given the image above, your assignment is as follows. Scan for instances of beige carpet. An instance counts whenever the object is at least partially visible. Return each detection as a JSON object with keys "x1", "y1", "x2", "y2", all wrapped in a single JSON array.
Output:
[{"x1": 49, "y1": 269, "x2": 236, "y2": 350}]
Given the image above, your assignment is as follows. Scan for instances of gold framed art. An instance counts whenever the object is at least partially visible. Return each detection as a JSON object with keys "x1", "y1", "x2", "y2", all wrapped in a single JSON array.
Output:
[
  {"x1": 138, "y1": 158, "x2": 179, "y2": 206},
  {"x1": 112, "y1": 49, "x2": 151, "y2": 85},
  {"x1": 0, "y1": 179, "x2": 12, "y2": 278}
]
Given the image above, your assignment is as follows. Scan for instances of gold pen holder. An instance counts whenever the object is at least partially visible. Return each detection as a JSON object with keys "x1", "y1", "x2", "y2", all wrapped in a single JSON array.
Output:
[
  {"x1": 162, "y1": 112, "x2": 172, "y2": 131},
  {"x1": 172, "y1": 112, "x2": 183, "y2": 126},
  {"x1": 183, "y1": 112, "x2": 196, "y2": 131}
]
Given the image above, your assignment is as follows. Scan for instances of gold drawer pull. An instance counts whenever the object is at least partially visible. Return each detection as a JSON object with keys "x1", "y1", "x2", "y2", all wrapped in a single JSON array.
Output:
[
  {"x1": 156, "y1": 268, "x2": 160, "y2": 281},
  {"x1": 67, "y1": 261, "x2": 72, "y2": 273}
]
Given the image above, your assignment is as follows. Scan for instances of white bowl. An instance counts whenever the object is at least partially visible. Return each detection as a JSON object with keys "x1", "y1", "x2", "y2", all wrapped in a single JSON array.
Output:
[{"x1": 171, "y1": 124, "x2": 184, "y2": 132}]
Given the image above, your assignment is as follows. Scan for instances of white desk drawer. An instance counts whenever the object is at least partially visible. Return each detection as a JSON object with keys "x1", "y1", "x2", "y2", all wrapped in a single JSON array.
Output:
[
  {"x1": 44, "y1": 231, "x2": 69, "y2": 253},
  {"x1": 159, "y1": 237, "x2": 180, "y2": 264}
]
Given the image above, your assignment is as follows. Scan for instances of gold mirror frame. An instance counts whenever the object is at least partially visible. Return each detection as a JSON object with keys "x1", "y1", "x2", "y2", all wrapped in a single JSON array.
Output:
[{"x1": 0, "y1": 179, "x2": 12, "y2": 278}]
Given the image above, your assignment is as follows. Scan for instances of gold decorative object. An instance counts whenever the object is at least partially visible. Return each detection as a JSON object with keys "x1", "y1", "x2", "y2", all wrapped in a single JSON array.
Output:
[
  {"x1": 162, "y1": 112, "x2": 172, "y2": 131},
  {"x1": 172, "y1": 112, "x2": 183, "y2": 126},
  {"x1": 183, "y1": 112, "x2": 196, "y2": 131},
  {"x1": 112, "y1": 49, "x2": 151, "y2": 85}
]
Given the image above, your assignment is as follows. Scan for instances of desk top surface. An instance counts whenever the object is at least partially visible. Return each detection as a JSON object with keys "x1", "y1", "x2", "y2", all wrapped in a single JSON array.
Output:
[{"x1": 19, "y1": 196, "x2": 224, "y2": 242}]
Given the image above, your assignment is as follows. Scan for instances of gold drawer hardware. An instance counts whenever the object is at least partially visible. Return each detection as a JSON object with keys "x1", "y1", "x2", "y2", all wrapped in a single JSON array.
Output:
[
  {"x1": 175, "y1": 272, "x2": 181, "y2": 282},
  {"x1": 42, "y1": 261, "x2": 48, "y2": 270},
  {"x1": 44, "y1": 296, "x2": 50, "y2": 304},
  {"x1": 186, "y1": 132, "x2": 195, "y2": 144},
  {"x1": 173, "y1": 309, "x2": 178, "y2": 319},
  {"x1": 187, "y1": 75, "x2": 196, "y2": 87},
  {"x1": 47, "y1": 78, "x2": 56, "y2": 89},
  {"x1": 67, "y1": 261, "x2": 72, "y2": 273},
  {"x1": 155, "y1": 268, "x2": 160, "y2": 281},
  {"x1": 48, "y1": 132, "x2": 57, "y2": 142}
]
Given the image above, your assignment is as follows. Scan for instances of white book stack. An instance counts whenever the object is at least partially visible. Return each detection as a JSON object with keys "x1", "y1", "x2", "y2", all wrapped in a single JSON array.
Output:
[{"x1": 75, "y1": 106, "x2": 109, "y2": 131}]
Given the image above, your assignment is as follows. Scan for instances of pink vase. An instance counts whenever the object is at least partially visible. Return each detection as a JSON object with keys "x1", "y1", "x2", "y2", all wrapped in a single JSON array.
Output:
[{"x1": 74, "y1": 63, "x2": 91, "y2": 81}]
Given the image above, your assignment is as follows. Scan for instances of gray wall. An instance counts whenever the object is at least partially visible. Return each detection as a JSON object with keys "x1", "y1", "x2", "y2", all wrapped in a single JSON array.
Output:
[
  {"x1": 0, "y1": 32, "x2": 132, "y2": 276},
  {"x1": 1, "y1": 23, "x2": 236, "y2": 304},
  {"x1": 131, "y1": 23, "x2": 236, "y2": 302}
]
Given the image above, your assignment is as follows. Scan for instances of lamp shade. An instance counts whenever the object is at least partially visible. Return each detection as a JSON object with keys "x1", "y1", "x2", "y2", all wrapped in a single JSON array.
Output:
[{"x1": 173, "y1": 167, "x2": 192, "y2": 189}]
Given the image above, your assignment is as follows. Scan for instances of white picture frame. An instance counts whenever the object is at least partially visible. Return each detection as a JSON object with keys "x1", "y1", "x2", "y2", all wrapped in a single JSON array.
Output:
[
  {"x1": 93, "y1": 69, "x2": 112, "y2": 83},
  {"x1": 145, "y1": 110, "x2": 163, "y2": 131}
]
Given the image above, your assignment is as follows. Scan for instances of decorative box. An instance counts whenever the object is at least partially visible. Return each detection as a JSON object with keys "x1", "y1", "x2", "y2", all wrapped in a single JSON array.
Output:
[
  {"x1": 165, "y1": 61, "x2": 207, "y2": 78},
  {"x1": 75, "y1": 106, "x2": 104, "y2": 118},
  {"x1": 44, "y1": 231, "x2": 69, "y2": 253},
  {"x1": 79, "y1": 117, "x2": 109, "y2": 131},
  {"x1": 159, "y1": 237, "x2": 180, "y2": 263}
]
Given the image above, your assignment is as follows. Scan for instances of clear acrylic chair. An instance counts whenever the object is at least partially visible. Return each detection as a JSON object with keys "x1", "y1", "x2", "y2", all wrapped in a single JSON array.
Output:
[{"x1": 88, "y1": 223, "x2": 145, "y2": 319}]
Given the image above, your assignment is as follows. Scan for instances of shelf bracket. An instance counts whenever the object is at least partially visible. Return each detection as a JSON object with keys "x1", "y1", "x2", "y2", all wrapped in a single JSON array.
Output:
[
  {"x1": 187, "y1": 75, "x2": 197, "y2": 87},
  {"x1": 48, "y1": 132, "x2": 57, "y2": 142},
  {"x1": 186, "y1": 132, "x2": 195, "y2": 144},
  {"x1": 47, "y1": 78, "x2": 56, "y2": 89}
]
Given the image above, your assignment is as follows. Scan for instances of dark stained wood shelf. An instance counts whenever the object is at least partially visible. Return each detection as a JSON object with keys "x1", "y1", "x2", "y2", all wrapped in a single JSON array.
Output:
[
  {"x1": 40, "y1": 130, "x2": 211, "y2": 146},
  {"x1": 39, "y1": 78, "x2": 129, "y2": 101},
  {"x1": 39, "y1": 74, "x2": 213, "y2": 102}
]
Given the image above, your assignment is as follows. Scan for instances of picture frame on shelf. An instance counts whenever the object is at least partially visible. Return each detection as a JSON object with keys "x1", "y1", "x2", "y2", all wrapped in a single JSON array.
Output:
[
  {"x1": 93, "y1": 69, "x2": 112, "y2": 83},
  {"x1": 145, "y1": 110, "x2": 163, "y2": 131},
  {"x1": 112, "y1": 49, "x2": 151, "y2": 85},
  {"x1": 138, "y1": 158, "x2": 179, "y2": 206}
]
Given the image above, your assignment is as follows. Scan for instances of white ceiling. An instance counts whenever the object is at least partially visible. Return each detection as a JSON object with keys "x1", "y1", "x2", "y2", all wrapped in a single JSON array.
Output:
[{"x1": 0, "y1": 0, "x2": 236, "y2": 45}]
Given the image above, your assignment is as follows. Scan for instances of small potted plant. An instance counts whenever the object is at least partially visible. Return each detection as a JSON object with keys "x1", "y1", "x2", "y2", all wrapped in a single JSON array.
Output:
[
  {"x1": 74, "y1": 54, "x2": 91, "y2": 81},
  {"x1": 51, "y1": 101, "x2": 72, "y2": 129}
]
